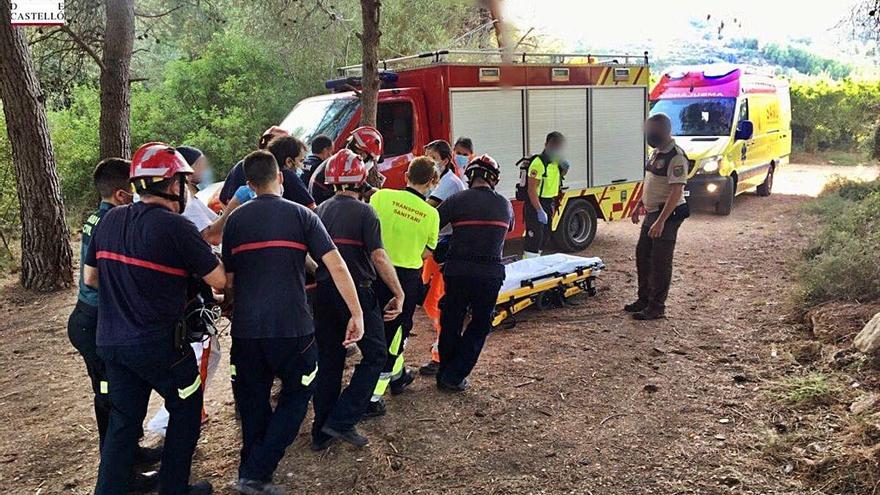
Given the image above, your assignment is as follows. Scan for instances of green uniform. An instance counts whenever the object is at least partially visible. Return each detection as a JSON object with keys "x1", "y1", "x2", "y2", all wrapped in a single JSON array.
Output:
[
  {"x1": 370, "y1": 188, "x2": 439, "y2": 269},
  {"x1": 527, "y1": 155, "x2": 562, "y2": 198}
]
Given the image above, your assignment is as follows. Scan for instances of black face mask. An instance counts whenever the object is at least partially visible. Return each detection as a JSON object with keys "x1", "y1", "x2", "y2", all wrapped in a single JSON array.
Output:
[{"x1": 646, "y1": 132, "x2": 665, "y2": 149}]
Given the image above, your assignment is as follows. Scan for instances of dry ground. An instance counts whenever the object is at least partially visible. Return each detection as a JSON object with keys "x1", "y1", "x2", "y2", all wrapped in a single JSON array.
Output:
[{"x1": 0, "y1": 163, "x2": 877, "y2": 494}]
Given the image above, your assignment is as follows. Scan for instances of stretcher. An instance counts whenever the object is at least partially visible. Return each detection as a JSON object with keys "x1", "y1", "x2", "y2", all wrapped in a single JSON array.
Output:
[{"x1": 493, "y1": 254, "x2": 604, "y2": 328}]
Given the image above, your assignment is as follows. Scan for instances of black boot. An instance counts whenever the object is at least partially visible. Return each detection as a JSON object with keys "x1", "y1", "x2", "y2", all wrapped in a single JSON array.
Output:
[
  {"x1": 321, "y1": 425, "x2": 369, "y2": 448},
  {"x1": 437, "y1": 377, "x2": 469, "y2": 393},
  {"x1": 127, "y1": 471, "x2": 159, "y2": 494},
  {"x1": 633, "y1": 306, "x2": 666, "y2": 320},
  {"x1": 186, "y1": 480, "x2": 214, "y2": 495},
  {"x1": 419, "y1": 360, "x2": 440, "y2": 376},
  {"x1": 623, "y1": 300, "x2": 648, "y2": 313},
  {"x1": 363, "y1": 399, "x2": 386, "y2": 418},
  {"x1": 133, "y1": 444, "x2": 163, "y2": 466},
  {"x1": 389, "y1": 369, "x2": 415, "y2": 395}
]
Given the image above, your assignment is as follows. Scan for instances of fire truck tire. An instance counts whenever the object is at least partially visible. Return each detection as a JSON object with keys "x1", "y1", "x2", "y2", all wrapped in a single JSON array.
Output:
[
  {"x1": 714, "y1": 176, "x2": 735, "y2": 216},
  {"x1": 552, "y1": 199, "x2": 597, "y2": 252}
]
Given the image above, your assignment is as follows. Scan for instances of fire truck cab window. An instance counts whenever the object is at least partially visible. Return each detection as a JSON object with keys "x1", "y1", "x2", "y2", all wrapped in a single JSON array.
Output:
[{"x1": 377, "y1": 102, "x2": 414, "y2": 157}]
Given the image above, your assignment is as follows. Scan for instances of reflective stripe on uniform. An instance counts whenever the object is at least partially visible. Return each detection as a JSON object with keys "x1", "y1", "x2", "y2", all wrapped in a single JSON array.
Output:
[
  {"x1": 301, "y1": 364, "x2": 318, "y2": 386},
  {"x1": 372, "y1": 326, "x2": 406, "y2": 399},
  {"x1": 229, "y1": 364, "x2": 236, "y2": 379},
  {"x1": 99, "y1": 380, "x2": 108, "y2": 394},
  {"x1": 372, "y1": 372, "x2": 392, "y2": 401},
  {"x1": 177, "y1": 375, "x2": 202, "y2": 399}
]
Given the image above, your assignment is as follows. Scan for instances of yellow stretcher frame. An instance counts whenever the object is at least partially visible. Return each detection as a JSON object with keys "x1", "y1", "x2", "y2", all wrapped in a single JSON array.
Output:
[{"x1": 492, "y1": 265, "x2": 601, "y2": 328}]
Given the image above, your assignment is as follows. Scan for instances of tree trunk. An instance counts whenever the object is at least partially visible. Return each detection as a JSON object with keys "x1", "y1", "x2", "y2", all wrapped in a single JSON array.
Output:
[
  {"x1": 0, "y1": 0, "x2": 74, "y2": 291},
  {"x1": 359, "y1": 0, "x2": 381, "y2": 127},
  {"x1": 100, "y1": 0, "x2": 135, "y2": 159}
]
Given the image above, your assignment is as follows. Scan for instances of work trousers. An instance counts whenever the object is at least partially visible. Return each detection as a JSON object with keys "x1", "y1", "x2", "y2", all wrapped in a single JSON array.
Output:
[
  {"x1": 230, "y1": 335, "x2": 317, "y2": 483},
  {"x1": 312, "y1": 281, "x2": 386, "y2": 444},
  {"x1": 372, "y1": 266, "x2": 423, "y2": 401},
  {"x1": 67, "y1": 300, "x2": 112, "y2": 450},
  {"x1": 437, "y1": 275, "x2": 504, "y2": 386},
  {"x1": 523, "y1": 198, "x2": 555, "y2": 255},
  {"x1": 636, "y1": 211, "x2": 685, "y2": 311},
  {"x1": 421, "y1": 255, "x2": 445, "y2": 363},
  {"x1": 95, "y1": 339, "x2": 203, "y2": 495}
]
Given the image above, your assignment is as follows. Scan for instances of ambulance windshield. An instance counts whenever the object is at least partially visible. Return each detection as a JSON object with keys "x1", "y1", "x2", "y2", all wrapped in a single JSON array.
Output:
[
  {"x1": 650, "y1": 97, "x2": 737, "y2": 137},
  {"x1": 279, "y1": 97, "x2": 359, "y2": 142}
]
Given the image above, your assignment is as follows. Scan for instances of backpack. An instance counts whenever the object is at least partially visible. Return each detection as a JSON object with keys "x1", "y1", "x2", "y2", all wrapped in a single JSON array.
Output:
[{"x1": 515, "y1": 154, "x2": 542, "y2": 201}]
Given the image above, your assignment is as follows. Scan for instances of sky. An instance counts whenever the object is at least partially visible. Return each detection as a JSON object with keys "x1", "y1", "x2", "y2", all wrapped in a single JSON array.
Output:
[{"x1": 503, "y1": 0, "x2": 861, "y2": 54}]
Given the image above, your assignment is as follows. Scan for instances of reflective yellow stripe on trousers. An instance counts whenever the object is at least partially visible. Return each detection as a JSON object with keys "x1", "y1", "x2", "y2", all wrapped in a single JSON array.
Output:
[{"x1": 371, "y1": 326, "x2": 404, "y2": 402}]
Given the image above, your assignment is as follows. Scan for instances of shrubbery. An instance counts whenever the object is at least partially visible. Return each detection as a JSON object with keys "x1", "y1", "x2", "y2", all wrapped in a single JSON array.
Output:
[
  {"x1": 790, "y1": 78, "x2": 880, "y2": 154},
  {"x1": 797, "y1": 178, "x2": 880, "y2": 305}
]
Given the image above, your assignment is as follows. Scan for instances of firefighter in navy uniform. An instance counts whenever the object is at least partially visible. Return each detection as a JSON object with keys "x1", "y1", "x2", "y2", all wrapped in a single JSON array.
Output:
[
  {"x1": 626, "y1": 113, "x2": 690, "y2": 321},
  {"x1": 310, "y1": 149, "x2": 405, "y2": 451},
  {"x1": 436, "y1": 155, "x2": 514, "y2": 391},
  {"x1": 523, "y1": 132, "x2": 565, "y2": 258},
  {"x1": 221, "y1": 150, "x2": 365, "y2": 494},
  {"x1": 83, "y1": 143, "x2": 227, "y2": 495},
  {"x1": 309, "y1": 126, "x2": 385, "y2": 207}
]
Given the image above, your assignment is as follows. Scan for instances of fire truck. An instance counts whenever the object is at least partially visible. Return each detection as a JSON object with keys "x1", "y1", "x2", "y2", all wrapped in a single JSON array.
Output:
[{"x1": 278, "y1": 50, "x2": 651, "y2": 251}]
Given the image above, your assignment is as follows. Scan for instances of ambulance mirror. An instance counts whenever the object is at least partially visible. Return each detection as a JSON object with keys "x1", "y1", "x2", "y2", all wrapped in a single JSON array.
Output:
[{"x1": 735, "y1": 120, "x2": 754, "y2": 141}]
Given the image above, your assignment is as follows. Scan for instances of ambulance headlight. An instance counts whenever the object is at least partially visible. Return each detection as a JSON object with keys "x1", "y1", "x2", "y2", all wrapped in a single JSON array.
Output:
[{"x1": 700, "y1": 157, "x2": 720, "y2": 174}]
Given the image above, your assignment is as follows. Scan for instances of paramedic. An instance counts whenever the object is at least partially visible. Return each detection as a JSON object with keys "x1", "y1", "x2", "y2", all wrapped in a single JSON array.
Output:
[
  {"x1": 452, "y1": 137, "x2": 474, "y2": 176},
  {"x1": 221, "y1": 150, "x2": 364, "y2": 494},
  {"x1": 311, "y1": 149, "x2": 405, "y2": 451},
  {"x1": 366, "y1": 157, "x2": 440, "y2": 417},
  {"x1": 524, "y1": 131, "x2": 565, "y2": 258},
  {"x1": 309, "y1": 126, "x2": 385, "y2": 206},
  {"x1": 419, "y1": 139, "x2": 465, "y2": 377},
  {"x1": 67, "y1": 158, "x2": 162, "y2": 493},
  {"x1": 627, "y1": 113, "x2": 689, "y2": 321},
  {"x1": 301, "y1": 134, "x2": 333, "y2": 185},
  {"x1": 84, "y1": 143, "x2": 225, "y2": 495},
  {"x1": 436, "y1": 155, "x2": 513, "y2": 391},
  {"x1": 228, "y1": 135, "x2": 317, "y2": 213}
]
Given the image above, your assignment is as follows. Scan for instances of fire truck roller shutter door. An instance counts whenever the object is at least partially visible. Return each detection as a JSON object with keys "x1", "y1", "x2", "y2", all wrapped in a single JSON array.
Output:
[
  {"x1": 526, "y1": 89, "x2": 589, "y2": 191},
  {"x1": 589, "y1": 87, "x2": 647, "y2": 187}
]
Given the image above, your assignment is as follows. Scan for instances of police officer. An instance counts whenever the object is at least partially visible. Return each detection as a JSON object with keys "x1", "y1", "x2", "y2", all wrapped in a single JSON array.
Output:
[
  {"x1": 627, "y1": 113, "x2": 690, "y2": 321},
  {"x1": 309, "y1": 126, "x2": 385, "y2": 206},
  {"x1": 311, "y1": 149, "x2": 405, "y2": 451},
  {"x1": 84, "y1": 143, "x2": 226, "y2": 495},
  {"x1": 524, "y1": 131, "x2": 565, "y2": 258},
  {"x1": 366, "y1": 157, "x2": 440, "y2": 417},
  {"x1": 435, "y1": 155, "x2": 514, "y2": 391},
  {"x1": 221, "y1": 150, "x2": 365, "y2": 494}
]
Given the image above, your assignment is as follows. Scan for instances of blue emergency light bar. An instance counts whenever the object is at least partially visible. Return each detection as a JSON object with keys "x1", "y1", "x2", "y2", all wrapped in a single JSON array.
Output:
[{"x1": 325, "y1": 71, "x2": 399, "y2": 92}]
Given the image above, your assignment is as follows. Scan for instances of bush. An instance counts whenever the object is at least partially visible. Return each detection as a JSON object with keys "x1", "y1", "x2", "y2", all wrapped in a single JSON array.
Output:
[
  {"x1": 797, "y1": 179, "x2": 880, "y2": 305},
  {"x1": 791, "y1": 78, "x2": 880, "y2": 154}
]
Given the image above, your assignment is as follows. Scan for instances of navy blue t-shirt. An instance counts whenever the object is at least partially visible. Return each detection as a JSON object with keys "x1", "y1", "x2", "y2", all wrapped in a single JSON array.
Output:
[
  {"x1": 438, "y1": 186, "x2": 514, "y2": 279},
  {"x1": 85, "y1": 202, "x2": 220, "y2": 346},
  {"x1": 222, "y1": 195, "x2": 336, "y2": 338},
  {"x1": 315, "y1": 194, "x2": 383, "y2": 284},
  {"x1": 219, "y1": 159, "x2": 315, "y2": 207}
]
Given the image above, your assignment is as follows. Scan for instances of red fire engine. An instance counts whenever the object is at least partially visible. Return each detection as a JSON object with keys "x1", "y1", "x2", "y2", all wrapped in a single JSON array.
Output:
[{"x1": 278, "y1": 50, "x2": 651, "y2": 251}]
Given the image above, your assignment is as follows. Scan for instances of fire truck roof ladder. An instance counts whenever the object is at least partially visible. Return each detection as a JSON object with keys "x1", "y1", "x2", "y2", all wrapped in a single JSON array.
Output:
[{"x1": 336, "y1": 49, "x2": 650, "y2": 77}]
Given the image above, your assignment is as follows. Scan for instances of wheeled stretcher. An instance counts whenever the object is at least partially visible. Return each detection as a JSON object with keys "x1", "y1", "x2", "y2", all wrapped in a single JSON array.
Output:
[{"x1": 493, "y1": 254, "x2": 604, "y2": 328}]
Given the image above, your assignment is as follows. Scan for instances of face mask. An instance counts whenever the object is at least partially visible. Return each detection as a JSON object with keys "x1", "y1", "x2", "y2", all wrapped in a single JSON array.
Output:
[
  {"x1": 455, "y1": 154, "x2": 469, "y2": 169},
  {"x1": 646, "y1": 132, "x2": 665, "y2": 149},
  {"x1": 295, "y1": 168, "x2": 304, "y2": 178},
  {"x1": 132, "y1": 193, "x2": 141, "y2": 203},
  {"x1": 196, "y1": 168, "x2": 215, "y2": 190}
]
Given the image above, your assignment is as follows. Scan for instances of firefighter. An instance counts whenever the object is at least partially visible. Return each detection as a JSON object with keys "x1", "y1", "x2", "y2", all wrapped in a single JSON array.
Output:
[
  {"x1": 452, "y1": 137, "x2": 474, "y2": 176},
  {"x1": 83, "y1": 143, "x2": 226, "y2": 495},
  {"x1": 229, "y1": 135, "x2": 317, "y2": 213},
  {"x1": 435, "y1": 155, "x2": 514, "y2": 391},
  {"x1": 366, "y1": 157, "x2": 440, "y2": 417},
  {"x1": 221, "y1": 150, "x2": 364, "y2": 494},
  {"x1": 66, "y1": 158, "x2": 164, "y2": 492},
  {"x1": 627, "y1": 113, "x2": 690, "y2": 321},
  {"x1": 310, "y1": 149, "x2": 405, "y2": 451},
  {"x1": 219, "y1": 126, "x2": 288, "y2": 205},
  {"x1": 419, "y1": 140, "x2": 465, "y2": 376},
  {"x1": 308, "y1": 126, "x2": 385, "y2": 206},
  {"x1": 301, "y1": 134, "x2": 333, "y2": 185},
  {"x1": 523, "y1": 131, "x2": 566, "y2": 259}
]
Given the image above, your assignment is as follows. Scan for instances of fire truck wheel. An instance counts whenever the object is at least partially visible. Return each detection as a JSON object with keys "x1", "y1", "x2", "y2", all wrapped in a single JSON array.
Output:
[
  {"x1": 552, "y1": 199, "x2": 597, "y2": 252},
  {"x1": 714, "y1": 176, "x2": 735, "y2": 216}
]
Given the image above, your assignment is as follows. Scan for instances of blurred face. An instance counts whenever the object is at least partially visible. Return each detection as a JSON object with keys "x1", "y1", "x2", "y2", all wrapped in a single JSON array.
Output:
[
  {"x1": 190, "y1": 155, "x2": 213, "y2": 185},
  {"x1": 426, "y1": 149, "x2": 447, "y2": 172},
  {"x1": 645, "y1": 120, "x2": 671, "y2": 148},
  {"x1": 546, "y1": 139, "x2": 566, "y2": 159}
]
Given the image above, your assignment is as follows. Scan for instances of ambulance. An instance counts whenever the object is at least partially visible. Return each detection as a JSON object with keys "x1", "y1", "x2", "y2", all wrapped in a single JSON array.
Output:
[
  {"x1": 649, "y1": 64, "x2": 791, "y2": 215},
  {"x1": 277, "y1": 49, "x2": 651, "y2": 251}
]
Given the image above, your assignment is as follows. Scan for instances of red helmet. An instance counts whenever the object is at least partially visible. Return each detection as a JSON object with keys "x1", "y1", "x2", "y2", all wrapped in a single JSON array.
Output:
[
  {"x1": 348, "y1": 126, "x2": 383, "y2": 162},
  {"x1": 464, "y1": 154, "x2": 501, "y2": 183},
  {"x1": 130, "y1": 142, "x2": 193, "y2": 181},
  {"x1": 324, "y1": 149, "x2": 368, "y2": 186}
]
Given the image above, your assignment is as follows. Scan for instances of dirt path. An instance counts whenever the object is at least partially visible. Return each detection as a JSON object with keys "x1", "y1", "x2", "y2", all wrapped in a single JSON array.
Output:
[{"x1": 0, "y1": 163, "x2": 876, "y2": 494}]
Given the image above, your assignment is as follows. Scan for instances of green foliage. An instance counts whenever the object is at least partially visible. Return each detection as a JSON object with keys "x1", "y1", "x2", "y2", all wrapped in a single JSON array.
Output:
[
  {"x1": 0, "y1": 109, "x2": 19, "y2": 265},
  {"x1": 790, "y1": 78, "x2": 880, "y2": 153},
  {"x1": 47, "y1": 85, "x2": 102, "y2": 214},
  {"x1": 761, "y1": 43, "x2": 852, "y2": 79},
  {"x1": 779, "y1": 373, "x2": 838, "y2": 407},
  {"x1": 797, "y1": 179, "x2": 880, "y2": 305}
]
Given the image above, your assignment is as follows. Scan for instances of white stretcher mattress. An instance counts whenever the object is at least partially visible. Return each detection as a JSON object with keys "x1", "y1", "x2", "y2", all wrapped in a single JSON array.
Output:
[{"x1": 500, "y1": 254, "x2": 604, "y2": 294}]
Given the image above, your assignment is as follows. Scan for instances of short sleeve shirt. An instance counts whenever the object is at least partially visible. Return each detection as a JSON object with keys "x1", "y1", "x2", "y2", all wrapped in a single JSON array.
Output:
[
  {"x1": 527, "y1": 153, "x2": 562, "y2": 198},
  {"x1": 182, "y1": 192, "x2": 218, "y2": 233},
  {"x1": 85, "y1": 202, "x2": 219, "y2": 346},
  {"x1": 438, "y1": 187, "x2": 514, "y2": 279},
  {"x1": 281, "y1": 168, "x2": 315, "y2": 207},
  {"x1": 430, "y1": 170, "x2": 466, "y2": 236},
  {"x1": 315, "y1": 194, "x2": 383, "y2": 284},
  {"x1": 221, "y1": 195, "x2": 335, "y2": 339},
  {"x1": 642, "y1": 140, "x2": 688, "y2": 212},
  {"x1": 219, "y1": 160, "x2": 246, "y2": 205},
  {"x1": 370, "y1": 188, "x2": 439, "y2": 269}
]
